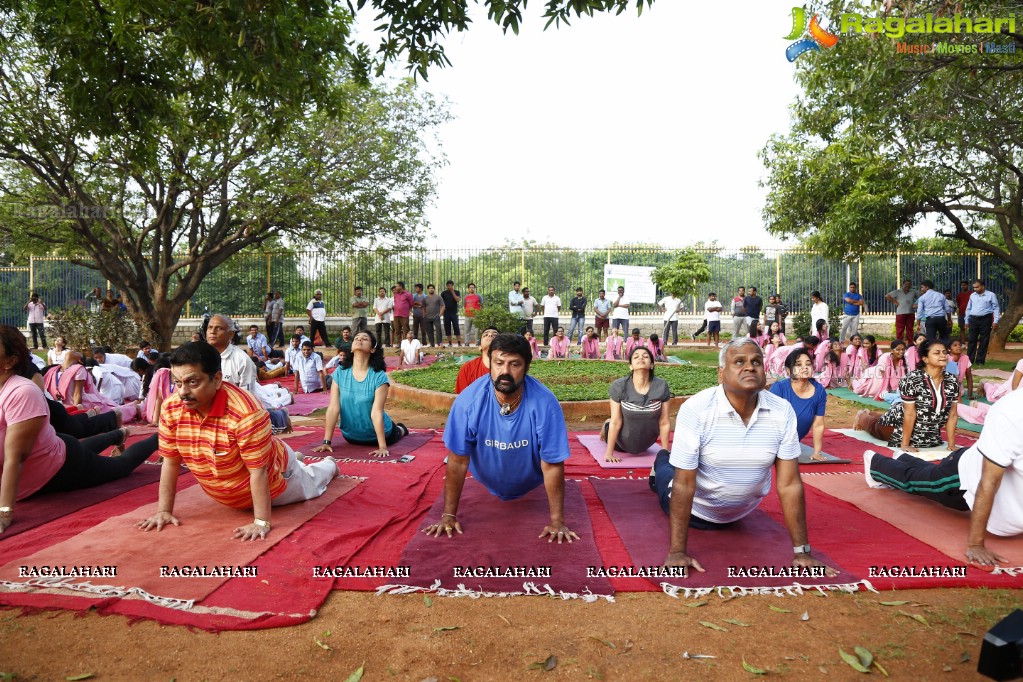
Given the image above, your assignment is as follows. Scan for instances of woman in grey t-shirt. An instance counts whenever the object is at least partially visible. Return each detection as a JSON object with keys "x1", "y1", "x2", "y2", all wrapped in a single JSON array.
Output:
[{"x1": 600, "y1": 346, "x2": 672, "y2": 462}]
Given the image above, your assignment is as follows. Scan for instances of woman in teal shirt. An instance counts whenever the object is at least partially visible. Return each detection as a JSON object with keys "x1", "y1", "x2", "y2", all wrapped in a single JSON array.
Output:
[{"x1": 313, "y1": 330, "x2": 408, "y2": 457}]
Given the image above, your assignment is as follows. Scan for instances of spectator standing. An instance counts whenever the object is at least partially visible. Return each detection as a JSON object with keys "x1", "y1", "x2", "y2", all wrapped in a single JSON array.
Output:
[
  {"x1": 306, "y1": 289, "x2": 329, "y2": 347},
  {"x1": 955, "y1": 280, "x2": 971, "y2": 342},
  {"x1": 610, "y1": 286, "x2": 630, "y2": 335},
  {"x1": 463, "y1": 283, "x2": 483, "y2": 346},
  {"x1": 593, "y1": 289, "x2": 611, "y2": 340},
  {"x1": 730, "y1": 286, "x2": 747, "y2": 339},
  {"x1": 411, "y1": 283, "x2": 426, "y2": 342},
  {"x1": 916, "y1": 279, "x2": 949, "y2": 340},
  {"x1": 269, "y1": 290, "x2": 285, "y2": 346},
  {"x1": 350, "y1": 286, "x2": 370, "y2": 334},
  {"x1": 508, "y1": 281, "x2": 524, "y2": 321},
  {"x1": 391, "y1": 281, "x2": 414, "y2": 347},
  {"x1": 100, "y1": 289, "x2": 119, "y2": 313},
  {"x1": 521, "y1": 287, "x2": 537, "y2": 335},
  {"x1": 810, "y1": 291, "x2": 829, "y2": 340},
  {"x1": 885, "y1": 279, "x2": 917, "y2": 344},
  {"x1": 441, "y1": 280, "x2": 462, "y2": 347},
  {"x1": 24, "y1": 293, "x2": 47, "y2": 350},
  {"x1": 568, "y1": 288, "x2": 587, "y2": 345},
  {"x1": 263, "y1": 292, "x2": 274, "y2": 339},
  {"x1": 764, "y1": 296, "x2": 777, "y2": 337},
  {"x1": 774, "y1": 294, "x2": 789, "y2": 334},
  {"x1": 85, "y1": 287, "x2": 103, "y2": 313},
  {"x1": 743, "y1": 286, "x2": 763, "y2": 332},
  {"x1": 943, "y1": 289, "x2": 957, "y2": 332},
  {"x1": 703, "y1": 293, "x2": 723, "y2": 347},
  {"x1": 372, "y1": 287, "x2": 393, "y2": 347},
  {"x1": 540, "y1": 286, "x2": 562, "y2": 346},
  {"x1": 965, "y1": 278, "x2": 1000, "y2": 365},
  {"x1": 840, "y1": 282, "x2": 865, "y2": 343},
  {"x1": 659, "y1": 291, "x2": 682, "y2": 347},
  {"x1": 423, "y1": 284, "x2": 444, "y2": 348}
]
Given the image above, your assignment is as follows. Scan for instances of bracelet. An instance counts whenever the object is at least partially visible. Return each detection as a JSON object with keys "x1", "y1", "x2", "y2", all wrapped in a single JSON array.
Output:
[
  {"x1": 0, "y1": 506, "x2": 13, "y2": 514},
  {"x1": 441, "y1": 513, "x2": 456, "y2": 519}
]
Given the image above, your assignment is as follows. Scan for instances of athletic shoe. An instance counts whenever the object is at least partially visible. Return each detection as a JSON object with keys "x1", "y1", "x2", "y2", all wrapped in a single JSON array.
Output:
[
  {"x1": 863, "y1": 450, "x2": 890, "y2": 489},
  {"x1": 648, "y1": 468, "x2": 657, "y2": 492}
]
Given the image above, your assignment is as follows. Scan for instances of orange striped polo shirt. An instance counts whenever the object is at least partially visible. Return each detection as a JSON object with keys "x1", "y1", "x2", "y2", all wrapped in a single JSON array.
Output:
[{"x1": 158, "y1": 381, "x2": 288, "y2": 508}]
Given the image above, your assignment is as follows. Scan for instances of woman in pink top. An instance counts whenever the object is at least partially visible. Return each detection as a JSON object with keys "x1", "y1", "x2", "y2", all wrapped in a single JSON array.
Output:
[
  {"x1": 980, "y1": 358, "x2": 1023, "y2": 403},
  {"x1": 623, "y1": 329, "x2": 643, "y2": 358},
  {"x1": 604, "y1": 327, "x2": 624, "y2": 360},
  {"x1": 44, "y1": 352, "x2": 138, "y2": 422},
  {"x1": 646, "y1": 333, "x2": 666, "y2": 361},
  {"x1": 813, "y1": 331, "x2": 832, "y2": 372},
  {"x1": 815, "y1": 339, "x2": 844, "y2": 388},
  {"x1": 580, "y1": 327, "x2": 600, "y2": 359},
  {"x1": 767, "y1": 321, "x2": 786, "y2": 346},
  {"x1": 0, "y1": 327, "x2": 157, "y2": 534},
  {"x1": 946, "y1": 338, "x2": 974, "y2": 399},
  {"x1": 134, "y1": 356, "x2": 174, "y2": 426},
  {"x1": 523, "y1": 331, "x2": 540, "y2": 359},
  {"x1": 764, "y1": 332, "x2": 791, "y2": 378},
  {"x1": 748, "y1": 320, "x2": 768, "y2": 348},
  {"x1": 852, "y1": 340, "x2": 908, "y2": 400},
  {"x1": 903, "y1": 332, "x2": 927, "y2": 372},
  {"x1": 547, "y1": 327, "x2": 570, "y2": 360}
]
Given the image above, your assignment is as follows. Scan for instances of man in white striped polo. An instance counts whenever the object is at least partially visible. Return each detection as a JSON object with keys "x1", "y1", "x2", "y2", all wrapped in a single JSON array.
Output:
[{"x1": 652, "y1": 337, "x2": 836, "y2": 575}]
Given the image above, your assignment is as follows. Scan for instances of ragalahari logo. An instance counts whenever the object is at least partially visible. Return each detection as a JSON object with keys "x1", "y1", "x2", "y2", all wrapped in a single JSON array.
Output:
[{"x1": 785, "y1": 7, "x2": 840, "y2": 61}]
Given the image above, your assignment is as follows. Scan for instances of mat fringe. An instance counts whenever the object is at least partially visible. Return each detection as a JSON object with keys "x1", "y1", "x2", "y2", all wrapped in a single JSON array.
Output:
[
  {"x1": 993, "y1": 566, "x2": 1023, "y2": 576},
  {"x1": 375, "y1": 579, "x2": 614, "y2": 602},
  {"x1": 659, "y1": 579, "x2": 877, "y2": 599},
  {"x1": 0, "y1": 577, "x2": 195, "y2": 610}
]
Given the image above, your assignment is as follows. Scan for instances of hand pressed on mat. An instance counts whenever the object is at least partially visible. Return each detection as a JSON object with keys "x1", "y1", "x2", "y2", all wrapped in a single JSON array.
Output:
[
  {"x1": 137, "y1": 510, "x2": 180, "y2": 532},
  {"x1": 539, "y1": 523, "x2": 579, "y2": 544}
]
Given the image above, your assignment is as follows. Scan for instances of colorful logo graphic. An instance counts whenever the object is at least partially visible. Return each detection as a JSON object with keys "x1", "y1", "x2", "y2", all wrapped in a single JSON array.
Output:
[{"x1": 785, "y1": 7, "x2": 839, "y2": 61}]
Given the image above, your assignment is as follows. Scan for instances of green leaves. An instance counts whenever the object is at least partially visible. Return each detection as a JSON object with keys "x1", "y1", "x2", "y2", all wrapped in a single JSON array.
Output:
[
  {"x1": 741, "y1": 658, "x2": 767, "y2": 675},
  {"x1": 698, "y1": 621, "x2": 728, "y2": 632},
  {"x1": 839, "y1": 648, "x2": 870, "y2": 673},
  {"x1": 651, "y1": 250, "x2": 712, "y2": 299}
]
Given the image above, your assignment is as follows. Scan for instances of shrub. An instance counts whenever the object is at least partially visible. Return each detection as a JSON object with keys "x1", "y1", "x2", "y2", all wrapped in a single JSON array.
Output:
[
  {"x1": 47, "y1": 307, "x2": 142, "y2": 355},
  {"x1": 471, "y1": 306, "x2": 523, "y2": 334}
]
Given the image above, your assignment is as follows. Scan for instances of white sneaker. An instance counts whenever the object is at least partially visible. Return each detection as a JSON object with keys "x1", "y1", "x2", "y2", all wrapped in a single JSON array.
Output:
[{"x1": 863, "y1": 450, "x2": 889, "y2": 488}]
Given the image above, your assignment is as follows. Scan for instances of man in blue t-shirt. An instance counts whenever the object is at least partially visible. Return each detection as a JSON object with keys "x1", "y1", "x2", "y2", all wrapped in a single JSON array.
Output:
[
  {"x1": 425, "y1": 334, "x2": 579, "y2": 543},
  {"x1": 840, "y1": 282, "x2": 865, "y2": 343}
]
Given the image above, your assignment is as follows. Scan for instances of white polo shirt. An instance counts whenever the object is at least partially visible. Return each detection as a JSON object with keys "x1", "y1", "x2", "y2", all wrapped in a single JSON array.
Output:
[
  {"x1": 958, "y1": 388, "x2": 1023, "y2": 536},
  {"x1": 669, "y1": 385, "x2": 800, "y2": 523}
]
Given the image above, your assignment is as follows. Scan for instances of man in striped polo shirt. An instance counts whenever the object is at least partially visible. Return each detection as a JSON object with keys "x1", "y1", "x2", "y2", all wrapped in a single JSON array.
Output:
[
  {"x1": 652, "y1": 337, "x2": 836, "y2": 575},
  {"x1": 138, "y1": 342, "x2": 338, "y2": 540}
]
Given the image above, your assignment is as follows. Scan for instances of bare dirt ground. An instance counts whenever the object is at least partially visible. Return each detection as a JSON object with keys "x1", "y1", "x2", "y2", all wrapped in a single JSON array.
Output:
[{"x1": 2, "y1": 346, "x2": 1020, "y2": 681}]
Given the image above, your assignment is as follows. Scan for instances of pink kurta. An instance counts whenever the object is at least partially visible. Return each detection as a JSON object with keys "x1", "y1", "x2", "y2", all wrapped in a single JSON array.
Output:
[
  {"x1": 604, "y1": 335, "x2": 623, "y2": 360},
  {"x1": 547, "y1": 336, "x2": 570, "y2": 359},
  {"x1": 852, "y1": 352, "x2": 906, "y2": 400},
  {"x1": 581, "y1": 337, "x2": 600, "y2": 359},
  {"x1": 142, "y1": 367, "x2": 173, "y2": 424},
  {"x1": 982, "y1": 358, "x2": 1023, "y2": 402}
]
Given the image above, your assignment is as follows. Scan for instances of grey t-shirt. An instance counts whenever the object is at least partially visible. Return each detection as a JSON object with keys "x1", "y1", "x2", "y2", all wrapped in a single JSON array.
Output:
[
  {"x1": 350, "y1": 295, "x2": 369, "y2": 319},
  {"x1": 423, "y1": 294, "x2": 443, "y2": 319},
  {"x1": 609, "y1": 376, "x2": 671, "y2": 454},
  {"x1": 887, "y1": 288, "x2": 918, "y2": 315}
]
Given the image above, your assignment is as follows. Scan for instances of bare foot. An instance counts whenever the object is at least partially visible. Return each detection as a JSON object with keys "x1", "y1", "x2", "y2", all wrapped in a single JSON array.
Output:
[
  {"x1": 112, "y1": 427, "x2": 131, "y2": 456},
  {"x1": 853, "y1": 409, "x2": 871, "y2": 431}
]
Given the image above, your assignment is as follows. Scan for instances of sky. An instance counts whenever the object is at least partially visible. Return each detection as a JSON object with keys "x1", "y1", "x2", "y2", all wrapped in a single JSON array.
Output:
[{"x1": 358, "y1": 1, "x2": 809, "y2": 249}]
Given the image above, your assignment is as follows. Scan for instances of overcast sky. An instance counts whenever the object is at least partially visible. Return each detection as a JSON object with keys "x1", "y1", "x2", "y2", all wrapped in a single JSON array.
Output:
[{"x1": 360, "y1": 1, "x2": 809, "y2": 249}]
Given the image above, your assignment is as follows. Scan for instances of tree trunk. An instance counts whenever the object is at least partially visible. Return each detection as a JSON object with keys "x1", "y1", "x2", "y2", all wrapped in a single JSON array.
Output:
[{"x1": 991, "y1": 281, "x2": 1021, "y2": 353}]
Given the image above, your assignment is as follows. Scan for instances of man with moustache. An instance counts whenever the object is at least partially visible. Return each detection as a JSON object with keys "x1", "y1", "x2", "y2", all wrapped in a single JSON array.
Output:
[
  {"x1": 424, "y1": 334, "x2": 578, "y2": 543},
  {"x1": 137, "y1": 342, "x2": 338, "y2": 540},
  {"x1": 654, "y1": 337, "x2": 836, "y2": 575}
]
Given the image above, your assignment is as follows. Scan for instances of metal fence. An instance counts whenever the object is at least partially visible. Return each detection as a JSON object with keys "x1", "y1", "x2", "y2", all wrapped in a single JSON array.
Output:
[{"x1": 2, "y1": 248, "x2": 1015, "y2": 328}]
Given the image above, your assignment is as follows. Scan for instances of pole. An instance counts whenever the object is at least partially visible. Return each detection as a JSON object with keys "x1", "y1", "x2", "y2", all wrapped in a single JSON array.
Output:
[
  {"x1": 775, "y1": 252, "x2": 781, "y2": 296},
  {"x1": 266, "y1": 253, "x2": 271, "y2": 294},
  {"x1": 896, "y1": 250, "x2": 901, "y2": 287},
  {"x1": 29, "y1": 255, "x2": 34, "y2": 292},
  {"x1": 977, "y1": 252, "x2": 982, "y2": 280}
]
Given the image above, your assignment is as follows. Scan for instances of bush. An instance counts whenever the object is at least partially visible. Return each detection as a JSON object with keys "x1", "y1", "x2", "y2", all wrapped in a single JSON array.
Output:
[
  {"x1": 48, "y1": 307, "x2": 142, "y2": 355},
  {"x1": 471, "y1": 306, "x2": 523, "y2": 334}
]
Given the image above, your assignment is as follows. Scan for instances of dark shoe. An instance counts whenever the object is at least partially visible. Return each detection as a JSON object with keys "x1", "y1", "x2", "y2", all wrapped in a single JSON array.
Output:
[{"x1": 648, "y1": 469, "x2": 657, "y2": 492}]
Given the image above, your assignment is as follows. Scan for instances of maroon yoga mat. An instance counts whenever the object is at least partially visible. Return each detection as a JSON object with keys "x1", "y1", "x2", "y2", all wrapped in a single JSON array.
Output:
[
  {"x1": 589, "y1": 478, "x2": 861, "y2": 595},
  {"x1": 388, "y1": 479, "x2": 614, "y2": 599}
]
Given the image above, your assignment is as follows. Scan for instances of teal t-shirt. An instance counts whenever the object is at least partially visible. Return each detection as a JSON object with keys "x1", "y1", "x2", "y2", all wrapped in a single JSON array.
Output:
[{"x1": 331, "y1": 366, "x2": 394, "y2": 443}]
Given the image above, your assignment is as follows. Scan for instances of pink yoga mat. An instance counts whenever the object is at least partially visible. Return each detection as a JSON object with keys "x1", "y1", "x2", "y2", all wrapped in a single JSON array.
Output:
[
  {"x1": 288, "y1": 391, "x2": 331, "y2": 416},
  {"x1": 803, "y1": 472, "x2": 1023, "y2": 568},
  {"x1": 589, "y1": 478, "x2": 861, "y2": 592},
  {"x1": 0, "y1": 477, "x2": 361, "y2": 604},
  {"x1": 390, "y1": 479, "x2": 613, "y2": 598},
  {"x1": 576, "y1": 433, "x2": 660, "y2": 469}
]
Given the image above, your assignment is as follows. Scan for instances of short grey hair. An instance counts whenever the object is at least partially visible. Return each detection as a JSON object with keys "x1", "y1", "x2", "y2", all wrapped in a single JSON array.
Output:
[
  {"x1": 718, "y1": 337, "x2": 763, "y2": 368},
  {"x1": 211, "y1": 313, "x2": 238, "y2": 332}
]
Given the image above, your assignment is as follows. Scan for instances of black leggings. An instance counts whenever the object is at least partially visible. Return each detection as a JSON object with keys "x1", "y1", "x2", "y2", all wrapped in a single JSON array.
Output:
[
  {"x1": 38, "y1": 433, "x2": 158, "y2": 494},
  {"x1": 47, "y1": 398, "x2": 118, "y2": 439},
  {"x1": 343, "y1": 423, "x2": 408, "y2": 447}
]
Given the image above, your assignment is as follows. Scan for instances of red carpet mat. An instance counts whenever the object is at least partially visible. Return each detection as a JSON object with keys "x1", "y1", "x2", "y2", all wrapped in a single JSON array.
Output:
[
  {"x1": 283, "y1": 428, "x2": 437, "y2": 463},
  {"x1": 803, "y1": 472, "x2": 1023, "y2": 578},
  {"x1": 287, "y1": 391, "x2": 330, "y2": 416},
  {"x1": 589, "y1": 478, "x2": 863, "y2": 597},
  {"x1": 380, "y1": 479, "x2": 614, "y2": 600},
  {"x1": 0, "y1": 474, "x2": 365, "y2": 630}
]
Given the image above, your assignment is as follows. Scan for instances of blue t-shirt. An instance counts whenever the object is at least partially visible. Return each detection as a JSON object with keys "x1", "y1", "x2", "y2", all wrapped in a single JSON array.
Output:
[
  {"x1": 768, "y1": 379, "x2": 827, "y2": 440},
  {"x1": 444, "y1": 375, "x2": 570, "y2": 500},
  {"x1": 843, "y1": 292, "x2": 864, "y2": 316},
  {"x1": 331, "y1": 366, "x2": 394, "y2": 443}
]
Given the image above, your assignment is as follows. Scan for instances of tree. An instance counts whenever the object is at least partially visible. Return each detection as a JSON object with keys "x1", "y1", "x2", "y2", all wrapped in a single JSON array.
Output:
[
  {"x1": 0, "y1": 0, "x2": 653, "y2": 348},
  {"x1": 760, "y1": 0, "x2": 1022, "y2": 349},
  {"x1": 650, "y1": 249, "x2": 711, "y2": 299}
]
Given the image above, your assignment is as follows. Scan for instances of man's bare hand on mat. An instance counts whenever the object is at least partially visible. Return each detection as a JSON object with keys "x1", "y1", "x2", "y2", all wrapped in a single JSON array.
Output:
[
  {"x1": 232, "y1": 523, "x2": 269, "y2": 541},
  {"x1": 966, "y1": 545, "x2": 1006, "y2": 567},
  {"x1": 424, "y1": 515, "x2": 462, "y2": 538},
  {"x1": 792, "y1": 552, "x2": 838, "y2": 577},
  {"x1": 664, "y1": 551, "x2": 704, "y2": 573},
  {"x1": 539, "y1": 524, "x2": 579, "y2": 544},
  {"x1": 137, "y1": 511, "x2": 180, "y2": 532},
  {"x1": 0, "y1": 510, "x2": 12, "y2": 534}
]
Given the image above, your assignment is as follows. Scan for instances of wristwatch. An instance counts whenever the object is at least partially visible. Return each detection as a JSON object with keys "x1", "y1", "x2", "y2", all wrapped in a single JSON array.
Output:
[
  {"x1": 253, "y1": 518, "x2": 271, "y2": 530},
  {"x1": 793, "y1": 544, "x2": 811, "y2": 554},
  {"x1": 322, "y1": 439, "x2": 331, "y2": 445}
]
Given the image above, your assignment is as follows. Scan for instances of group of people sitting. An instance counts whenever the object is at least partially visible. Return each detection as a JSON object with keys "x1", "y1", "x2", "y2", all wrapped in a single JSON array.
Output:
[{"x1": 520, "y1": 326, "x2": 669, "y2": 362}]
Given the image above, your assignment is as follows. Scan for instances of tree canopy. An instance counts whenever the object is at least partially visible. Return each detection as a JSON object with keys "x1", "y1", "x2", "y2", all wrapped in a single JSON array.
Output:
[{"x1": 760, "y1": 0, "x2": 1022, "y2": 348}]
